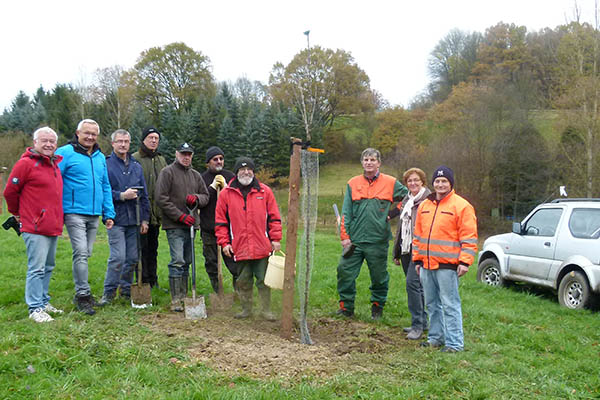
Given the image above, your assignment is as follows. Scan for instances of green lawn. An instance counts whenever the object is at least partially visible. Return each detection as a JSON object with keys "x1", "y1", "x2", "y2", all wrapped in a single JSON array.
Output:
[{"x1": 1, "y1": 162, "x2": 600, "y2": 398}]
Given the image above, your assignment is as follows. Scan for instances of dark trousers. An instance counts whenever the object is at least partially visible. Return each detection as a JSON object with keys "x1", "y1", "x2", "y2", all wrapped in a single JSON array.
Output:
[
  {"x1": 141, "y1": 223, "x2": 160, "y2": 286},
  {"x1": 201, "y1": 230, "x2": 240, "y2": 291},
  {"x1": 400, "y1": 250, "x2": 428, "y2": 330}
]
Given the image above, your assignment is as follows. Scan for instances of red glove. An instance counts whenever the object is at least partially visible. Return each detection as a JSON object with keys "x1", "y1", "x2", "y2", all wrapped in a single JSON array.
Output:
[
  {"x1": 186, "y1": 195, "x2": 197, "y2": 207},
  {"x1": 178, "y1": 214, "x2": 195, "y2": 227}
]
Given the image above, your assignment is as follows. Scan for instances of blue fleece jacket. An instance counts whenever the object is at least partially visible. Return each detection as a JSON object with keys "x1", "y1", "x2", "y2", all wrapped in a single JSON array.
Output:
[
  {"x1": 106, "y1": 152, "x2": 150, "y2": 226},
  {"x1": 55, "y1": 139, "x2": 116, "y2": 220}
]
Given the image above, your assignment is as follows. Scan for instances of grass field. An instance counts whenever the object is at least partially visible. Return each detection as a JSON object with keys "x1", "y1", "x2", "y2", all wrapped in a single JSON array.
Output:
[{"x1": 1, "y1": 162, "x2": 600, "y2": 399}]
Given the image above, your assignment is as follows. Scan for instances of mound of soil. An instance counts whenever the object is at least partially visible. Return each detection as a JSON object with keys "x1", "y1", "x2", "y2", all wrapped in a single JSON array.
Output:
[{"x1": 143, "y1": 309, "x2": 412, "y2": 380}]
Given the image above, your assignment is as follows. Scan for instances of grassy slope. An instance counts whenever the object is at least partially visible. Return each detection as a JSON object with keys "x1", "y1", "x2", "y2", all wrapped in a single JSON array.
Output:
[{"x1": 1, "y1": 163, "x2": 600, "y2": 398}]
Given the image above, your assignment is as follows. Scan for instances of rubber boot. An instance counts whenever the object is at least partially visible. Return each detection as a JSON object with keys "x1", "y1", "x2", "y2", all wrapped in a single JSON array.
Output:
[
  {"x1": 169, "y1": 277, "x2": 184, "y2": 312},
  {"x1": 234, "y1": 288, "x2": 253, "y2": 319},
  {"x1": 258, "y1": 287, "x2": 277, "y2": 321}
]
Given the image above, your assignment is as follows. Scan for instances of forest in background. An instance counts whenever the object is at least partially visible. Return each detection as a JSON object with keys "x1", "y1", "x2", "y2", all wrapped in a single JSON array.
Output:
[{"x1": 1, "y1": 16, "x2": 600, "y2": 223}]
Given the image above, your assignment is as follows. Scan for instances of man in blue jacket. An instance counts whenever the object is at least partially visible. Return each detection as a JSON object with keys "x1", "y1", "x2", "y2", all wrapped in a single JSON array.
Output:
[
  {"x1": 56, "y1": 119, "x2": 116, "y2": 315},
  {"x1": 99, "y1": 129, "x2": 150, "y2": 305}
]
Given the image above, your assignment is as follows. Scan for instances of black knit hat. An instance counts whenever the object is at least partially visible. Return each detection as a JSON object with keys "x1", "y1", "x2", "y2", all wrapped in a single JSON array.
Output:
[
  {"x1": 432, "y1": 165, "x2": 454, "y2": 188},
  {"x1": 233, "y1": 157, "x2": 255, "y2": 174},
  {"x1": 142, "y1": 126, "x2": 160, "y2": 141},
  {"x1": 205, "y1": 146, "x2": 225, "y2": 163}
]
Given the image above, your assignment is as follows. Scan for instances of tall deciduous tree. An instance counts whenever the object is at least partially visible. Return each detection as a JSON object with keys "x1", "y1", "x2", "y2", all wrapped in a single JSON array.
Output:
[
  {"x1": 269, "y1": 46, "x2": 374, "y2": 142},
  {"x1": 133, "y1": 42, "x2": 215, "y2": 125}
]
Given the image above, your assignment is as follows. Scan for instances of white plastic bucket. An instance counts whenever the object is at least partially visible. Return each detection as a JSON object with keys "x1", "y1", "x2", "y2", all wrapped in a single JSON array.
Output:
[{"x1": 265, "y1": 251, "x2": 286, "y2": 290}]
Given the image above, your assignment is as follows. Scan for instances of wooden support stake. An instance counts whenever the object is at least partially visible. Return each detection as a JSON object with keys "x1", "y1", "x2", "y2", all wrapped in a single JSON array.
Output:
[{"x1": 281, "y1": 138, "x2": 302, "y2": 339}]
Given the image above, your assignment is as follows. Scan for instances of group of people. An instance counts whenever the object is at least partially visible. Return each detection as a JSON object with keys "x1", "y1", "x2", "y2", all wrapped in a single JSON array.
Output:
[
  {"x1": 336, "y1": 148, "x2": 477, "y2": 353},
  {"x1": 3, "y1": 119, "x2": 282, "y2": 322}
]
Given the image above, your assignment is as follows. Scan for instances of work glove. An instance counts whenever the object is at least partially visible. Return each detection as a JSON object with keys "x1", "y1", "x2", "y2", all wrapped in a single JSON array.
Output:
[
  {"x1": 185, "y1": 194, "x2": 197, "y2": 207},
  {"x1": 210, "y1": 175, "x2": 226, "y2": 190},
  {"x1": 178, "y1": 214, "x2": 195, "y2": 227}
]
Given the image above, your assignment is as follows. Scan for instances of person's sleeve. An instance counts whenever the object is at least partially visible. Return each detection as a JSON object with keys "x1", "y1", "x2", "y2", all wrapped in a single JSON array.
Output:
[
  {"x1": 139, "y1": 171, "x2": 151, "y2": 223},
  {"x1": 155, "y1": 169, "x2": 183, "y2": 221},
  {"x1": 266, "y1": 188, "x2": 282, "y2": 242},
  {"x1": 457, "y1": 202, "x2": 478, "y2": 267},
  {"x1": 390, "y1": 180, "x2": 408, "y2": 214},
  {"x1": 340, "y1": 183, "x2": 353, "y2": 241},
  {"x1": 214, "y1": 193, "x2": 230, "y2": 247},
  {"x1": 412, "y1": 202, "x2": 425, "y2": 265},
  {"x1": 101, "y1": 159, "x2": 116, "y2": 220},
  {"x1": 3, "y1": 161, "x2": 28, "y2": 215}
]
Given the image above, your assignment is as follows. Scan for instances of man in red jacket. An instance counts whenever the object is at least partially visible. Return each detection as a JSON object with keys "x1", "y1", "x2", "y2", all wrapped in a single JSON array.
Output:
[
  {"x1": 3, "y1": 127, "x2": 64, "y2": 323},
  {"x1": 215, "y1": 157, "x2": 282, "y2": 320}
]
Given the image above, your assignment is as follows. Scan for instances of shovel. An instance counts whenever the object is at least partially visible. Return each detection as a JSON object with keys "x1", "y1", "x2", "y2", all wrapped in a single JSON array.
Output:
[
  {"x1": 209, "y1": 187, "x2": 235, "y2": 311},
  {"x1": 131, "y1": 192, "x2": 152, "y2": 308},
  {"x1": 184, "y1": 205, "x2": 207, "y2": 319}
]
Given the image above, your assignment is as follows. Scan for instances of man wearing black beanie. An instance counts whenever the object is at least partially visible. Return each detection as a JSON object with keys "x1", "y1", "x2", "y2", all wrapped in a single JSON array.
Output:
[
  {"x1": 200, "y1": 146, "x2": 238, "y2": 293},
  {"x1": 132, "y1": 126, "x2": 168, "y2": 289}
]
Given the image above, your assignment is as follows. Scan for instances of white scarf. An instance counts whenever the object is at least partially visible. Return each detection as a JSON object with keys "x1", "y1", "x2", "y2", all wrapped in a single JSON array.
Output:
[{"x1": 400, "y1": 186, "x2": 427, "y2": 255}]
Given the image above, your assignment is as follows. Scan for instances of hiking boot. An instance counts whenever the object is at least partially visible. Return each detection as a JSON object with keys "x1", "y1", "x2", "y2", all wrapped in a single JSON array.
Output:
[
  {"x1": 420, "y1": 341, "x2": 443, "y2": 348},
  {"x1": 74, "y1": 294, "x2": 96, "y2": 315},
  {"x1": 371, "y1": 303, "x2": 384, "y2": 320},
  {"x1": 403, "y1": 326, "x2": 413, "y2": 333},
  {"x1": 98, "y1": 292, "x2": 116, "y2": 306},
  {"x1": 441, "y1": 346, "x2": 461, "y2": 353},
  {"x1": 29, "y1": 308, "x2": 54, "y2": 323},
  {"x1": 336, "y1": 308, "x2": 354, "y2": 318},
  {"x1": 406, "y1": 328, "x2": 423, "y2": 340},
  {"x1": 43, "y1": 303, "x2": 64, "y2": 314}
]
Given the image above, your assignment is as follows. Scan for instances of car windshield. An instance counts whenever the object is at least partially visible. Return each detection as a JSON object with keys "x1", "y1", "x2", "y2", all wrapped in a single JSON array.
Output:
[
  {"x1": 523, "y1": 208, "x2": 563, "y2": 237},
  {"x1": 569, "y1": 208, "x2": 600, "y2": 239}
]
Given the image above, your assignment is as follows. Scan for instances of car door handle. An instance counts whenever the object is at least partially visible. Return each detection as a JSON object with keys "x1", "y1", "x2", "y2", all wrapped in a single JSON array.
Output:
[{"x1": 544, "y1": 242, "x2": 551, "y2": 247}]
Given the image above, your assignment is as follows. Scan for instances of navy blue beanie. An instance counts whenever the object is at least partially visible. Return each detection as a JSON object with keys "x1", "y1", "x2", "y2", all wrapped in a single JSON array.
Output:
[{"x1": 432, "y1": 165, "x2": 454, "y2": 188}]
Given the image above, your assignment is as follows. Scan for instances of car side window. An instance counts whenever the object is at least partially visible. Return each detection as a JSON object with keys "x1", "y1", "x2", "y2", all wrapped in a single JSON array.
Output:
[
  {"x1": 523, "y1": 208, "x2": 563, "y2": 237},
  {"x1": 569, "y1": 208, "x2": 600, "y2": 239}
]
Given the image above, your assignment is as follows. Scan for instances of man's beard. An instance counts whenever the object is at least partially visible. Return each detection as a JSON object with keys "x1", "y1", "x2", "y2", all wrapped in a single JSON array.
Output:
[
  {"x1": 212, "y1": 165, "x2": 223, "y2": 172},
  {"x1": 238, "y1": 176, "x2": 253, "y2": 186}
]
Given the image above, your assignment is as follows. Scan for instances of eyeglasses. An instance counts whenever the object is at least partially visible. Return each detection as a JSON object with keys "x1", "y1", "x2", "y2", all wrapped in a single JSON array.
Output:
[{"x1": 406, "y1": 178, "x2": 422, "y2": 184}]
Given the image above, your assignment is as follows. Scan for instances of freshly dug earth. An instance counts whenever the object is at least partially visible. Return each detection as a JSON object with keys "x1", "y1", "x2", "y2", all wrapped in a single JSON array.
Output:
[{"x1": 143, "y1": 309, "x2": 413, "y2": 380}]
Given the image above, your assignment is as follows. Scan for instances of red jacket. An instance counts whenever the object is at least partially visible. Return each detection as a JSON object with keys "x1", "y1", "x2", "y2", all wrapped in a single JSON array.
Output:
[
  {"x1": 215, "y1": 178, "x2": 282, "y2": 261},
  {"x1": 3, "y1": 148, "x2": 64, "y2": 236}
]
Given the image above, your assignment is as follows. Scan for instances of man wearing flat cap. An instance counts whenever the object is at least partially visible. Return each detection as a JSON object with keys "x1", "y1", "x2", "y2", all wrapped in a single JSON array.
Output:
[
  {"x1": 155, "y1": 142, "x2": 209, "y2": 311},
  {"x1": 132, "y1": 126, "x2": 167, "y2": 289},
  {"x1": 215, "y1": 157, "x2": 282, "y2": 320},
  {"x1": 200, "y1": 146, "x2": 238, "y2": 293}
]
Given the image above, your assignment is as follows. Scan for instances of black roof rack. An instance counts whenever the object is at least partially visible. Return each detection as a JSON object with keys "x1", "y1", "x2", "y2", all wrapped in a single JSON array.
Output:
[{"x1": 550, "y1": 198, "x2": 600, "y2": 203}]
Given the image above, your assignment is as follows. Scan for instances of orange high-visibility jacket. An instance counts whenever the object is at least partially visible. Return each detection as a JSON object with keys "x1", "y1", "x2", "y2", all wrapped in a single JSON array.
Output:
[{"x1": 412, "y1": 190, "x2": 478, "y2": 270}]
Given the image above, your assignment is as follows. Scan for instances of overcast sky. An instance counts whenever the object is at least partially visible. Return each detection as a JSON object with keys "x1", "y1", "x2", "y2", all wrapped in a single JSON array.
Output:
[{"x1": 0, "y1": 0, "x2": 590, "y2": 112}]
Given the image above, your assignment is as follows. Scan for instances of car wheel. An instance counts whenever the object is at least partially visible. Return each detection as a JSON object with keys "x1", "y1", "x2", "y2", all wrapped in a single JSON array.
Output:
[
  {"x1": 477, "y1": 258, "x2": 505, "y2": 287},
  {"x1": 558, "y1": 271, "x2": 591, "y2": 309}
]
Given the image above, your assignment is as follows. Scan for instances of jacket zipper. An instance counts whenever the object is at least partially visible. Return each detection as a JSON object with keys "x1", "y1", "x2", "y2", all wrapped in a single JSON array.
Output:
[{"x1": 426, "y1": 200, "x2": 441, "y2": 268}]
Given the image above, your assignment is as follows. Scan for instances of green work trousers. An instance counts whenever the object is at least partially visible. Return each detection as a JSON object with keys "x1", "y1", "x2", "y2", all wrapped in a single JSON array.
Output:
[
  {"x1": 337, "y1": 241, "x2": 389, "y2": 311},
  {"x1": 236, "y1": 257, "x2": 269, "y2": 292}
]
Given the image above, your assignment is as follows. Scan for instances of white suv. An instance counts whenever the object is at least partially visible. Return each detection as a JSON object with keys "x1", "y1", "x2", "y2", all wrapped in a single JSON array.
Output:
[{"x1": 477, "y1": 199, "x2": 600, "y2": 309}]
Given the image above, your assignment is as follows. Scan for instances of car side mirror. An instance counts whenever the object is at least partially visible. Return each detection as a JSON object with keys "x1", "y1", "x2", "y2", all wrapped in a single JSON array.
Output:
[{"x1": 512, "y1": 222, "x2": 522, "y2": 234}]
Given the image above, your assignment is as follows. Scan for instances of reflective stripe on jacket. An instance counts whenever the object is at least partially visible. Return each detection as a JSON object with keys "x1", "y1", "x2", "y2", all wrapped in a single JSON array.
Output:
[{"x1": 412, "y1": 190, "x2": 478, "y2": 270}]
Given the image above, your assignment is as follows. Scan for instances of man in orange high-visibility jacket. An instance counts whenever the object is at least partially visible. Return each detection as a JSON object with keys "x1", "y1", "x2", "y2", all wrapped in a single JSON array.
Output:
[
  {"x1": 337, "y1": 148, "x2": 408, "y2": 320},
  {"x1": 413, "y1": 165, "x2": 477, "y2": 353}
]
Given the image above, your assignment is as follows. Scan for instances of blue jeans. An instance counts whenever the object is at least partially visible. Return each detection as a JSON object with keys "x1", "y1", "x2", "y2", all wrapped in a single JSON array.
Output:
[
  {"x1": 420, "y1": 268, "x2": 464, "y2": 350},
  {"x1": 64, "y1": 214, "x2": 99, "y2": 296},
  {"x1": 166, "y1": 228, "x2": 193, "y2": 278},
  {"x1": 22, "y1": 233, "x2": 58, "y2": 312},
  {"x1": 103, "y1": 225, "x2": 138, "y2": 295}
]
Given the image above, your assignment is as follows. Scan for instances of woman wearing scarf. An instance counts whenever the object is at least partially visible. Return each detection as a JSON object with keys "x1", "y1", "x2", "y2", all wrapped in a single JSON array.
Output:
[{"x1": 393, "y1": 168, "x2": 430, "y2": 340}]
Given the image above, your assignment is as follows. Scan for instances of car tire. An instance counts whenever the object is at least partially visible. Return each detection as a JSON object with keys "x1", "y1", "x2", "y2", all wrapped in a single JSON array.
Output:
[
  {"x1": 477, "y1": 258, "x2": 505, "y2": 287},
  {"x1": 558, "y1": 271, "x2": 591, "y2": 309}
]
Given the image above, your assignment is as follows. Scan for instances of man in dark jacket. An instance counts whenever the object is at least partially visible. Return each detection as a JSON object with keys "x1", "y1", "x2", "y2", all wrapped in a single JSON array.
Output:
[
  {"x1": 215, "y1": 157, "x2": 282, "y2": 320},
  {"x1": 99, "y1": 129, "x2": 150, "y2": 305},
  {"x1": 4, "y1": 127, "x2": 64, "y2": 323},
  {"x1": 132, "y1": 127, "x2": 167, "y2": 288},
  {"x1": 200, "y1": 146, "x2": 238, "y2": 293},
  {"x1": 155, "y1": 143, "x2": 209, "y2": 311},
  {"x1": 56, "y1": 119, "x2": 115, "y2": 315}
]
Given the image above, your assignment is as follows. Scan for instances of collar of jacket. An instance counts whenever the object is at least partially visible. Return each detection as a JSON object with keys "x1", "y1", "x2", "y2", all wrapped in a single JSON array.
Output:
[
  {"x1": 230, "y1": 177, "x2": 260, "y2": 191},
  {"x1": 428, "y1": 189, "x2": 455, "y2": 203},
  {"x1": 108, "y1": 151, "x2": 132, "y2": 165},
  {"x1": 174, "y1": 160, "x2": 192, "y2": 171},
  {"x1": 138, "y1": 143, "x2": 161, "y2": 158},
  {"x1": 27, "y1": 147, "x2": 61, "y2": 164},
  {"x1": 363, "y1": 171, "x2": 380, "y2": 183},
  {"x1": 69, "y1": 135, "x2": 100, "y2": 155}
]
